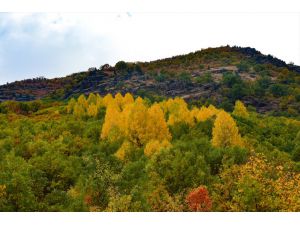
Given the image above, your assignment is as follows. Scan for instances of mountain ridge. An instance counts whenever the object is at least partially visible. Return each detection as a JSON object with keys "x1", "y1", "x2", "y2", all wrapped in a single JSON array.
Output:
[{"x1": 1, "y1": 45, "x2": 300, "y2": 115}]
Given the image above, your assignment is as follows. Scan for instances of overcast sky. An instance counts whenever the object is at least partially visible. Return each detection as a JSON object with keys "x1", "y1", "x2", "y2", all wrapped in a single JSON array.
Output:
[{"x1": 0, "y1": 12, "x2": 299, "y2": 84}]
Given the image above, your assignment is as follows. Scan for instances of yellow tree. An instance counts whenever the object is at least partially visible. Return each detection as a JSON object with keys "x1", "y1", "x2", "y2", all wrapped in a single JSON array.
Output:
[
  {"x1": 103, "y1": 93, "x2": 114, "y2": 108},
  {"x1": 114, "y1": 93, "x2": 124, "y2": 109},
  {"x1": 144, "y1": 139, "x2": 171, "y2": 157},
  {"x1": 115, "y1": 140, "x2": 132, "y2": 161},
  {"x1": 233, "y1": 100, "x2": 249, "y2": 118},
  {"x1": 123, "y1": 93, "x2": 134, "y2": 107},
  {"x1": 196, "y1": 105, "x2": 219, "y2": 122},
  {"x1": 87, "y1": 93, "x2": 97, "y2": 105},
  {"x1": 101, "y1": 103, "x2": 123, "y2": 141},
  {"x1": 96, "y1": 94, "x2": 104, "y2": 108},
  {"x1": 66, "y1": 98, "x2": 76, "y2": 114},
  {"x1": 166, "y1": 98, "x2": 194, "y2": 126},
  {"x1": 87, "y1": 103, "x2": 98, "y2": 117},
  {"x1": 73, "y1": 103, "x2": 86, "y2": 118},
  {"x1": 78, "y1": 94, "x2": 88, "y2": 109},
  {"x1": 126, "y1": 100, "x2": 148, "y2": 146},
  {"x1": 146, "y1": 103, "x2": 171, "y2": 142},
  {"x1": 212, "y1": 110, "x2": 244, "y2": 148}
]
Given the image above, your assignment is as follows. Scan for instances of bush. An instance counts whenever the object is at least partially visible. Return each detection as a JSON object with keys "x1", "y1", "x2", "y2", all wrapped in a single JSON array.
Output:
[{"x1": 270, "y1": 84, "x2": 288, "y2": 97}]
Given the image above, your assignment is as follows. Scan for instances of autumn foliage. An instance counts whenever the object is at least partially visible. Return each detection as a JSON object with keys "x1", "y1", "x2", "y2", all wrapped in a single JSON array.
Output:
[
  {"x1": 186, "y1": 186, "x2": 212, "y2": 212},
  {"x1": 212, "y1": 110, "x2": 244, "y2": 148}
]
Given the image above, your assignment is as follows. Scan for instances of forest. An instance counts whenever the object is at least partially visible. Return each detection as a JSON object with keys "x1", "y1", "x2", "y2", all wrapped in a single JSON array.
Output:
[{"x1": 0, "y1": 92, "x2": 300, "y2": 212}]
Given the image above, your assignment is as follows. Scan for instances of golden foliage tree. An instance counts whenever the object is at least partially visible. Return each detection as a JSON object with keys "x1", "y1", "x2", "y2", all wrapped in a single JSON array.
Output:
[
  {"x1": 123, "y1": 93, "x2": 134, "y2": 107},
  {"x1": 100, "y1": 94, "x2": 172, "y2": 148},
  {"x1": 114, "y1": 93, "x2": 124, "y2": 109},
  {"x1": 87, "y1": 103, "x2": 98, "y2": 118},
  {"x1": 126, "y1": 100, "x2": 148, "y2": 146},
  {"x1": 233, "y1": 100, "x2": 249, "y2": 118},
  {"x1": 100, "y1": 103, "x2": 123, "y2": 141},
  {"x1": 146, "y1": 103, "x2": 171, "y2": 142},
  {"x1": 144, "y1": 139, "x2": 171, "y2": 157},
  {"x1": 115, "y1": 140, "x2": 132, "y2": 161},
  {"x1": 66, "y1": 98, "x2": 76, "y2": 114},
  {"x1": 165, "y1": 98, "x2": 194, "y2": 126},
  {"x1": 96, "y1": 94, "x2": 103, "y2": 108},
  {"x1": 77, "y1": 94, "x2": 88, "y2": 108},
  {"x1": 73, "y1": 103, "x2": 86, "y2": 118},
  {"x1": 103, "y1": 93, "x2": 114, "y2": 108},
  {"x1": 87, "y1": 93, "x2": 97, "y2": 105},
  {"x1": 212, "y1": 110, "x2": 244, "y2": 148},
  {"x1": 196, "y1": 105, "x2": 219, "y2": 122}
]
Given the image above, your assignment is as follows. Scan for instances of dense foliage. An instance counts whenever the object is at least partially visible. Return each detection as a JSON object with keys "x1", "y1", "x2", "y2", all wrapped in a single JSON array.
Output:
[{"x1": 0, "y1": 93, "x2": 300, "y2": 212}]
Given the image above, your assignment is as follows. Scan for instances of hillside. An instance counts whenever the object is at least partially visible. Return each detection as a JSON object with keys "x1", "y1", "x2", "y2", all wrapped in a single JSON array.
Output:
[
  {"x1": 0, "y1": 92, "x2": 300, "y2": 212},
  {"x1": 1, "y1": 46, "x2": 300, "y2": 211},
  {"x1": 1, "y1": 46, "x2": 300, "y2": 115}
]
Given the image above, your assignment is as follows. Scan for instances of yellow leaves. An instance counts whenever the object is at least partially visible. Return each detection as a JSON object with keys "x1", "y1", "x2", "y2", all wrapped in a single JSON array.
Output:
[
  {"x1": 214, "y1": 152, "x2": 300, "y2": 211},
  {"x1": 87, "y1": 93, "x2": 97, "y2": 105},
  {"x1": 66, "y1": 98, "x2": 76, "y2": 113},
  {"x1": 101, "y1": 103, "x2": 123, "y2": 141},
  {"x1": 96, "y1": 94, "x2": 103, "y2": 108},
  {"x1": 195, "y1": 105, "x2": 219, "y2": 122},
  {"x1": 115, "y1": 140, "x2": 132, "y2": 160},
  {"x1": 164, "y1": 97, "x2": 194, "y2": 126},
  {"x1": 0, "y1": 185, "x2": 6, "y2": 198},
  {"x1": 78, "y1": 94, "x2": 88, "y2": 109},
  {"x1": 103, "y1": 93, "x2": 114, "y2": 107},
  {"x1": 212, "y1": 110, "x2": 244, "y2": 148},
  {"x1": 123, "y1": 93, "x2": 134, "y2": 106},
  {"x1": 126, "y1": 100, "x2": 148, "y2": 146},
  {"x1": 87, "y1": 103, "x2": 98, "y2": 117},
  {"x1": 233, "y1": 100, "x2": 249, "y2": 118},
  {"x1": 146, "y1": 103, "x2": 171, "y2": 142},
  {"x1": 66, "y1": 93, "x2": 107, "y2": 118},
  {"x1": 101, "y1": 94, "x2": 172, "y2": 148},
  {"x1": 144, "y1": 139, "x2": 171, "y2": 157},
  {"x1": 73, "y1": 103, "x2": 85, "y2": 119}
]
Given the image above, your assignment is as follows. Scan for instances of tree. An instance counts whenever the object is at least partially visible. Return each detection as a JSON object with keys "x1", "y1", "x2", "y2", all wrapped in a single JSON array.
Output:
[
  {"x1": 292, "y1": 131, "x2": 300, "y2": 161},
  {"x1": 115, "y1": 61, "x2": 128, "y2": 74},
  {"x1": 144, "y1": 139, "x2": 171, "y2": 157},
  {"x1": 186, "y1": 186, "x2": 212, "y2": 212},
  {"x1": 87, "y1": 93, "x2": 97, "y2": 105},
  {"x1": 212, "y1": 110, "x2": 244, "y2": 148},
  {"x1": 73, "y1": 103, "x2": 86, "y2": 118},
  {"x1": 77, "y1": 94, "x2": 88, "y2": 108},
  {"x1": 67, "y1": 98, "x2": 76, "y2": 114},
  {"x1": 87, "y1": 103, "x2": 98, "y2": 118},
  {"x1": 270, "y1": 84, "x2": 288, "y2": 97},
  {"x1": 123, "y1": 93, "x2": 134, "y2": 106},
  {"x1": 101, "y1": 103, "x2": 123, "y2": 141},
  {"x1": 165, "y1": 98, "x2": 194, "y2": 126},
  {"x1": 114, "y1": 93, "x2": 124, "y2": 109},
  {"x1": 96, "y1": 94, "x2": 103, "y2": 108},
  {"x1": 126, "y1": 100, "x2": 148, "y2": 146},
  {"x1": 233, "y1": 100, "x2": 249, "y2": 118},
  {"x1": 237, "y1": 61, "x2": 250, "y2": 72},
  {"x1": 195, "y1": 105, "x2": 219, "y2": 122},
  {"x1": 213, "y1": 153, "x2": 300, "y2": 211},
  {"x1": 146, "y1": 103, "x2": 171, "y2": 142},
  {"x1": 115, "y1": 140, "x2": 132, "y2": 161},
  {"x1": 103, "y1": 93, "x2": 114, "y2": 107}
]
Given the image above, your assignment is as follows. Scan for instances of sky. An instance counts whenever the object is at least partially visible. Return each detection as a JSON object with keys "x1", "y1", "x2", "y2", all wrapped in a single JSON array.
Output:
[{"x1": 0, "y1": 11, "x2": 300, "y2": 84}]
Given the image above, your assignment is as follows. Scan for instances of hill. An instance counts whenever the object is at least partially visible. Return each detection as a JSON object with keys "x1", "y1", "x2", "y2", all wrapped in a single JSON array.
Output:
[{"x1": 1, "y1": 46, "x2": 300, "y2": 115}]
